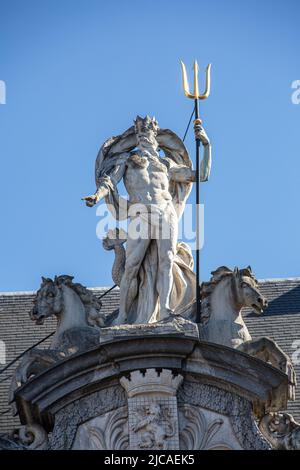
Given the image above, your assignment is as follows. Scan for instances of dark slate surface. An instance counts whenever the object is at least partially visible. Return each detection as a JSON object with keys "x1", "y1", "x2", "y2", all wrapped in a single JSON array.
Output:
[
  {"x1": 0, "y1": 279, "x2": 299, "y2": 434},
  {"x1": 243, "y1": 279, "x2": 300, "y2": 423}
]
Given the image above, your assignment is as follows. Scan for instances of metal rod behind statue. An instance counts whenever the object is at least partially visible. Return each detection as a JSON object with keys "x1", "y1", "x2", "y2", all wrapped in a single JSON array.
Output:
[{"x1": 180, "y1": 60, "x2": 211, "y2": 323}]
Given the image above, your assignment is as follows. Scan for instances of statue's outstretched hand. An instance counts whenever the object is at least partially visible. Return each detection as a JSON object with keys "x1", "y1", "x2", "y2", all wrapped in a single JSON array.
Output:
[
  {"x1": 82, "y1": 194, "x2": 98, "y2": 207},
  {"x1": 82, "y1": 187, "x2": 108, "y2": 207}
]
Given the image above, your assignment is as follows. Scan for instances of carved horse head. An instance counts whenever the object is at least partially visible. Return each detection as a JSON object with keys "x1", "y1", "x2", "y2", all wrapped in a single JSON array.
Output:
[
  {"x1": 201, "y1": 266, "x2": 268, "y2": 348},
  {"x1": 30, "y1": 275, "x2": 104, "y2": 330},
  {"x1": 30, "y1": 276, "x2": 65, "y2": 324},
  {"x1": 230, "y1": 266, "x2": 268, "y2": 314}
]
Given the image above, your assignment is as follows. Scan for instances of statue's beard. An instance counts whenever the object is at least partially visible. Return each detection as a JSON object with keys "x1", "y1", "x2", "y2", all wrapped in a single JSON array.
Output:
[{"x1": 137, "y1": 134, "x2": 159, "y2": 157}]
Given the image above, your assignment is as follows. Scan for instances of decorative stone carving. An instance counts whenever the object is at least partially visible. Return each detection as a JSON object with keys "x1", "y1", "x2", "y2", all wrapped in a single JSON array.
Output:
[
  {"x1": 259, "y1": 412, "x2": 300, "y2": 450},
  {"x1": 0, "y1": 424, "x2": 48, "y2": 450},
  {"x1": 12, "y1": 332, "x2": 293, "y2": 450},
  {"x1": 178, "y1": 381, "x2": 271, "y2": 450},
  {"x1": 120, "y1": 368, "x2": 183, "y2": 398},
  {"x1": 131, "y1": 402, "x2": 176, "y2": 450},
  {"x1": 200, "y1": 266, "x2": 296, "y2": 399},
  {"x1": 179, "y1": 406, "x2": 223, "y2": 450},
  {"x1": 83, "y1": 116, "x2": 212, "y2": 325},
  {"x1": 49, "y1": 385, "x2": 126, "y2": 450},
  {"x1": 179, "y1": 405, "x2": 242, "y2": 450},
  {"x1": 102, "y1": 228, "x2": 127, "y2": 287},
  {"x1": 72, "y1": 407, "x2": 128, "y2": 450},
  {"x1": 31, "y1": 275, "x2": 106, "y2": 335},
  {"x1": 6, "y1": 106, "x2": 297, "y2": 454},
  {"x1": 120, "y1": 369, "x2": 183, "y2": 450},
  {"x1": 10, "y1": 275, "x2": 111, "y2": 399},
  {"x1": 14, "y1": 424, "x2": 48, "y2": 450}
]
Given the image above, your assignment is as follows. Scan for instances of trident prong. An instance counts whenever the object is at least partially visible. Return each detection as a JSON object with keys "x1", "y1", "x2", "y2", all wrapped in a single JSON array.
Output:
[{"x1": 180, "y1": 60, "x2": 211, "y2": 100}]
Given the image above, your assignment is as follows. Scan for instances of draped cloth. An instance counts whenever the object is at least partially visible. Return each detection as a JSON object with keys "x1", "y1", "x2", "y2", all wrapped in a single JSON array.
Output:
[{"x1": 95, "y1": 126, "x2": 196, "y2": 323}]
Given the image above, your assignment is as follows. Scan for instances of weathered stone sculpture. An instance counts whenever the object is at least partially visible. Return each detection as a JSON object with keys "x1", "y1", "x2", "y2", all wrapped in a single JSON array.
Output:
[
  {"x1": 11, "y1": 335, "x2": 294, "y2": 450},
  {"x1": 102, "y1": 228, "x2": 127, "y2": 287},
  {"x1": 120, "y1": 369, "x2": 183, "y2": 450},
  {"x1": 7, "y1": 114, "x2": 298, "y2": 451},
  {"x1": 10, "y1": 275, "x2": 108, "y2": 393},
  {"x1": 199, "y1": 266, "x2": 296, "y2": 400},
  {"x1": 259, "y1": 412, "x2": 300, "y2": 450},
  {"x1": 0, "y1": 424, "x2": 48, "y2": 450},
  {"x1": 83, "y1": 115, "x2": 211, "y2": 324}
]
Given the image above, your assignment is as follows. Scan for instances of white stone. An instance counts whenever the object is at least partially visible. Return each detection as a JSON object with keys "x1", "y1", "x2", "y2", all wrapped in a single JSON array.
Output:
[{"x1": 83, "y1": 116, "x2": 211, "y2": 324}]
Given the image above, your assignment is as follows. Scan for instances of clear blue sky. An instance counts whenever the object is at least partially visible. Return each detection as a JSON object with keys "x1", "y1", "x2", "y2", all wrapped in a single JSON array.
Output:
[{"x1": 0, "y1": 0, "x2": 299, "y2": 291}]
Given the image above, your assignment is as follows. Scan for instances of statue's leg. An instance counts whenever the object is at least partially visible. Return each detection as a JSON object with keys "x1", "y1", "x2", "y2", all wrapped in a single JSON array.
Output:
[
  {"x1": 156, "y1": 207, "x2": 178, "y2": 320},
  {"x1": 118, "y1": 217, "x2": 151, "y2": 323}
]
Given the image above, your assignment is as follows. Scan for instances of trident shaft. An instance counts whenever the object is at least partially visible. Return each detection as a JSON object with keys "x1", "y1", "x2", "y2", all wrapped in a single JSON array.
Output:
[{"x1": 180, "y1": 60, "x2": 211, "y2": 323}]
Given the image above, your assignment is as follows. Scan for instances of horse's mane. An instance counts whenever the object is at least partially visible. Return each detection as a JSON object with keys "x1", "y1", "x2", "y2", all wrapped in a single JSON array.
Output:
[
  {"x1": 44, "y1": 275, "x2": 106, "y2": 327},
  {"x1": 201, "y1": 266, "x2": 257, "y2": 324}
]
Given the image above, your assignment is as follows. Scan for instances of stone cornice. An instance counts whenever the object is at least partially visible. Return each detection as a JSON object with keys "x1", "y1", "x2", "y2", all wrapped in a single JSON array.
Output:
[{"x1": 14, "y1": 336, "x2": 290, "y2": 432}]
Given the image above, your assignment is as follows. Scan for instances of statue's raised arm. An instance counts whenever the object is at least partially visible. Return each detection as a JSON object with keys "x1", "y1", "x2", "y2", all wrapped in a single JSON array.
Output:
[{"x1": 168, "y1": 125, "x2": 211, "y2": 185}]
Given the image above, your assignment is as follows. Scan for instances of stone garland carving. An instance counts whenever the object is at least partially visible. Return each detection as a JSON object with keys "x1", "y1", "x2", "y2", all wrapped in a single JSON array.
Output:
[
  {"x1": 177, "y1": 380, "x2": 271, "y2": 450},
  {"x1": 49, "y1": 385, "x2": 126, "y2": 450},
  {"x1": 179, "y1": 405, "x2": 224, "y2": 450},
  {"x1": 259, "y1": 412, "x2": 300, "y2": 450}
]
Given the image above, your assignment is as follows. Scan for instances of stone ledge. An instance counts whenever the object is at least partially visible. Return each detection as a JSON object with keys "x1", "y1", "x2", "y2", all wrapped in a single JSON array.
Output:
[
  {"x1": 100, "y1": 316, "x2": 199, "y2": 343},
  {"x1": 13, "y1": 335, "x2": 290, "y2": 432}
]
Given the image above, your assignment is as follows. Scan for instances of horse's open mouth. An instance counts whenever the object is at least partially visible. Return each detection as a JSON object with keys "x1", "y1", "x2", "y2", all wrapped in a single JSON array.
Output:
[{"x1": 251, "y1": 304, "x2": 264, "y2": 314}]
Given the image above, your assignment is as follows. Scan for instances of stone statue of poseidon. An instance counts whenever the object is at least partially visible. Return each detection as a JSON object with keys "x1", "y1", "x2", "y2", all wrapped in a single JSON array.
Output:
[{"x1": 83, "y1": 116, "x2": 211, "y2": 325}]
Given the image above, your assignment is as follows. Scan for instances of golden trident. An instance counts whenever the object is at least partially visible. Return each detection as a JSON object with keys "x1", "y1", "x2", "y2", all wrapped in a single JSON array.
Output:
[
  {"x1": 180, "y1": 60, "x2": 211, "y2": 323},
  {"x1": 180, "y1": 61, "x2": 211, "y2": 103}
]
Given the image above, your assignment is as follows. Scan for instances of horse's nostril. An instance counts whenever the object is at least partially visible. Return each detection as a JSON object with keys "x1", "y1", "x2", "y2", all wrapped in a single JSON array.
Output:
[{"x1": 258, "y1": 297, "x2": 268, "y2": 308}]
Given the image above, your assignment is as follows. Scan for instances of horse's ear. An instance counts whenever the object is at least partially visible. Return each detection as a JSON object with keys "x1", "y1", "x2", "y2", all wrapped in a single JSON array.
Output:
[
  {"x1": 55, "y1": 275, "x2": 74, "y2": 286},
  {"x1": 41, "y1": 276, "x2": 52, "y2": 284},
  {"x1": 233, "y1": 267, "x2": 239, "y2": 276},
  {"x1": 247, "y1": 265, "x2": 252, "y2": 272}
]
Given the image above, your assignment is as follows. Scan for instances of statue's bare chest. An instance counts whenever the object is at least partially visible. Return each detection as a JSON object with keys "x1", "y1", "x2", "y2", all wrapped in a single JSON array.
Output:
[{"x1": 125, "y1": 154, "x2": 168, "y2": 182}]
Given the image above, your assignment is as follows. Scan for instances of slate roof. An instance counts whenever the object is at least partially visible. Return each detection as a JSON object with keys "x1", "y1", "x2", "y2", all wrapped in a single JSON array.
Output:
[
  {"x1": 243, "y1": 278, "x2": 300, "y2": 422},
  {"x1": 0, "y1": 279, "x2": 300, "y2": 434}
]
